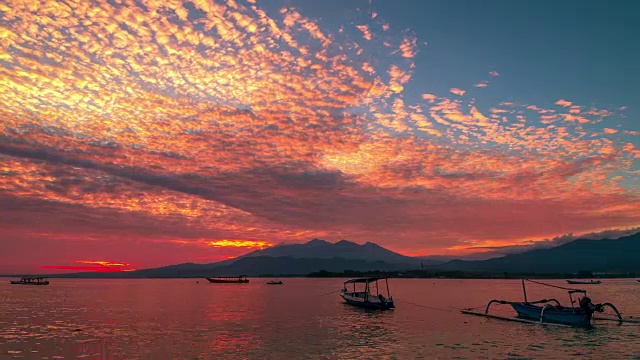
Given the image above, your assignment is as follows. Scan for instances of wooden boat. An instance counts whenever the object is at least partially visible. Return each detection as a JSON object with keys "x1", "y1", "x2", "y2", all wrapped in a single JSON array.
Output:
[
  {"x1": 339, "y1": 277, "x2": 394, "y2": 310},
  {"x1": 10, "y1": 277, "x2": 49, "y2": 285},
  {"x1": 462, "y1": 279, "x2": 622, "y2": 327},
  {"x1": 205, "y1": 275, "x2": 249, "y2": 283},
  {"x1": 266, "y1": 280, "x2": 283, "y2": 285},
  {"x1": 566, "y1": 280, "x2": 601, "y2": 285},
  {"x1": 509, "y1": 301, "x2": 592, "y2": 327}
]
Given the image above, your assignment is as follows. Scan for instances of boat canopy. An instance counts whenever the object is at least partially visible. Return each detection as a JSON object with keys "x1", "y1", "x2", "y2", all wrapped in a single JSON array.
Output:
[{"x1": 343, "y1": 277, "x2": 387, "y2": 284}]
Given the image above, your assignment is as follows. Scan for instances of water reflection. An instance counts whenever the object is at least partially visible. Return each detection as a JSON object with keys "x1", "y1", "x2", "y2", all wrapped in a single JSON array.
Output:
[
  {"x1": 0, "y1": 279, "x2": 639, "y2": 359},
  {"x1": 332, "y1": 307, "x2": 399, "y2": 358}
]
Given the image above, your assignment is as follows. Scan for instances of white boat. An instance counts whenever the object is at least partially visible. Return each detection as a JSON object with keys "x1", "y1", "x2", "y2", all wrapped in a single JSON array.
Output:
[{"x1": 339, "y1": 277, "x2": 394, "y2": 310}]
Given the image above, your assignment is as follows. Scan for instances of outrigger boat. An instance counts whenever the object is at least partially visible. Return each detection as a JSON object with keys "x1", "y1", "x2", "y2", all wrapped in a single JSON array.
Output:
[
  {"x1": 266, "y1": 280, "x2": 283, "y2": 285},
  {"x1": 566, "y1": 279, "x2": 601, "y2": 285},
  {"x1": 205, "y1": 275, "x2": 249, "y2": 283},
  {"x1": 339, "y1": 277, "x2": 394, "y2": 310},
  {"x1": 10, "y1": 277, "x2": 49, "y2": 285},
  {"x1": 462, "y1": 279, "x2": 626, "y2": 327}
]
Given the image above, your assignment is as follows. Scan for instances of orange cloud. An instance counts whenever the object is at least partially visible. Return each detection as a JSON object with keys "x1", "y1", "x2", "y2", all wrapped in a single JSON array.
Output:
[
  {"x1": 555, "y1": 99, "x2": 573, "y2": 107},
  {"x1": 356, "y1": 24, "x2": 372, "y2": 40},
  {"x1": 450, "y1": 88, "x2": 466, "y2": 96},
  {"x1": 75, "y1": 260, "x2": 131, "y2": 267},
  {"x1": 207, "y1": 240, "x2": 273, "y2": 249},
  {"x1": 399, "y1": 36, "x2": 417, "y2": 58},
  {"x1": 421, "y1": 93, "x2": 437, "y2": 103},
  {"x1": 559, "y1": 113, "x2": 590, "y2": 123}
]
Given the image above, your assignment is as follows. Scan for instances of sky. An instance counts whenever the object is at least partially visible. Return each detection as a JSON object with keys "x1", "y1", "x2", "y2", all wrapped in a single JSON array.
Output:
[{"x1": 1, "y1": 0, "x2": 639, "y2": 273}]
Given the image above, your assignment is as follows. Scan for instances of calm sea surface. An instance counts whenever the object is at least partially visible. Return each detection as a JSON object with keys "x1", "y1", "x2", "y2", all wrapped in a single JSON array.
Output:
[{"x1": 0, "y1": 278, "x2": 639, "y2": 359}]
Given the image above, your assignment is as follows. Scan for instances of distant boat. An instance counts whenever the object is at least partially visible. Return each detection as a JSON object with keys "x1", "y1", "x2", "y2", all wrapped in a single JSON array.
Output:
[
  {"x1": 339, "y1": 277, "x2": 394, "y2": 310},
  {"x1": 567, "y1": 280, "x2": 601, "y2": 285},
  {"x1": 205, "y1": 275, "x2": 249, "y2": 283},
  {"x1": 10, "y1": 277, "x2": 49, "y2": 285},
  {"x1": 266, "y1": 280, "x2": 283, "y2": 285}
]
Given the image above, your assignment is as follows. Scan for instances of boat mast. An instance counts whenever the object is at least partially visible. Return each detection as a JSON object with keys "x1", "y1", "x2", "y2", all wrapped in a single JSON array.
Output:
[
  {"x1": 385, "y1": 278, "x2": 390, "y2": 298},
  {"x1": 521, "y1": 278, "x2": 528, "y2": 302}
]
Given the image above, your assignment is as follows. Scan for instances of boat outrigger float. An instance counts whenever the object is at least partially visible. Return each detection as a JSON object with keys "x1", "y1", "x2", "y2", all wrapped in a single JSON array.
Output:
[{"x1": 461, "y1": 278, "x2": 639, "y2": 327}]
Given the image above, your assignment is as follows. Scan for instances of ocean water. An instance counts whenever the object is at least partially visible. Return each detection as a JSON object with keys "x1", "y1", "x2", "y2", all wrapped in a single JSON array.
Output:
[{"x1": 0, "y1": 278, "x2": 639, "y2": 359}]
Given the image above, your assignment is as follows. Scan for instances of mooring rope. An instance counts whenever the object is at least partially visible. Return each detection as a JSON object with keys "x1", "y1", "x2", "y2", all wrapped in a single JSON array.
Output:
[
  {"x1": 319, "y1": 289, "x2": 341, "y2": 296},
  {"x1": 525, "y1": 279, "x2": 584, "y2": 291},
  {"x1": 395, "y1": 299, "x2": 456, "y2": 313}
]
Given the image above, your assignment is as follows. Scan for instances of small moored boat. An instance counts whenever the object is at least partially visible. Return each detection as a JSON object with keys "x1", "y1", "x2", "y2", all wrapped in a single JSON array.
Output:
[
  {"x1": 566, "y1": 280, "x2": 601, "y2": 285},
  {"x1": 205, "y1": 275, "x2": 249, "y2": 283},
  {"x1": 10, "y1": 277, "x2": 49, "y2": 285},
  {"x1": 266, "y1": 280, "x2": 283, "y2": 285},
  {"x1": 339, "y1": 277, "x2": 394, "y2": 310},
  {"x1": 461, "y1": 279, "x2": 622, "y2": 327}
]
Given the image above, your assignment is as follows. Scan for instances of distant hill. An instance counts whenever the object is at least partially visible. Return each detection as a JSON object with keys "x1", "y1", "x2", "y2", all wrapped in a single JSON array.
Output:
[
  {"x1": 54, "y1": 256, "x2": 408, "y2": 278},
  {"x1": 432, "y1": 233, "x2": 640, "y2": 274},
  {"x1": 56, "y1": 239, "x2": 427, "y2": 278},
  {"x1": 46, "y1": 233, "x2": 640, "y2": 278},
  {"x1": 238, "y1": 238, "x2": 435, "y2": 265},
  {"x1": 187, "y1": 256, "x2": 407, "y2": 277}
]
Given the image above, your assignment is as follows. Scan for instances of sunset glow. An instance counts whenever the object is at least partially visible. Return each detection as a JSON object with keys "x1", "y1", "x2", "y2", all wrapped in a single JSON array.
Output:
[
  {"x1": 207, "y1": 240, "x2": 273, "y2": 249},
  {"x1": 41, "y1": 260, "x2": 136, "y2": 272},
  {"x1": 75, "y1": 261, "x2": 131, "y2": 267},
  {"x1": 0, "y1": 0, "x2": 638, "y2": 273}
]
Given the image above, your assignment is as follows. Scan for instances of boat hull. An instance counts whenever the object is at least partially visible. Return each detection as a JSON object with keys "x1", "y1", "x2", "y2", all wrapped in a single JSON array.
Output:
[
  {"x1": 10, "y1": 281, "x2": 49, "y2": 285},
  {"x1": 510, "y1": 302, "x2": 592, "y2": 327},
  {"x1": 205, "y1": 278, "x2": 249, "y2": 283},
  {"x1": 266, "y1": 281, "x2": 282, "y2": 285},
  {"x1": 340, "y1": 292, "x2": 394, "y2": 310}
]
